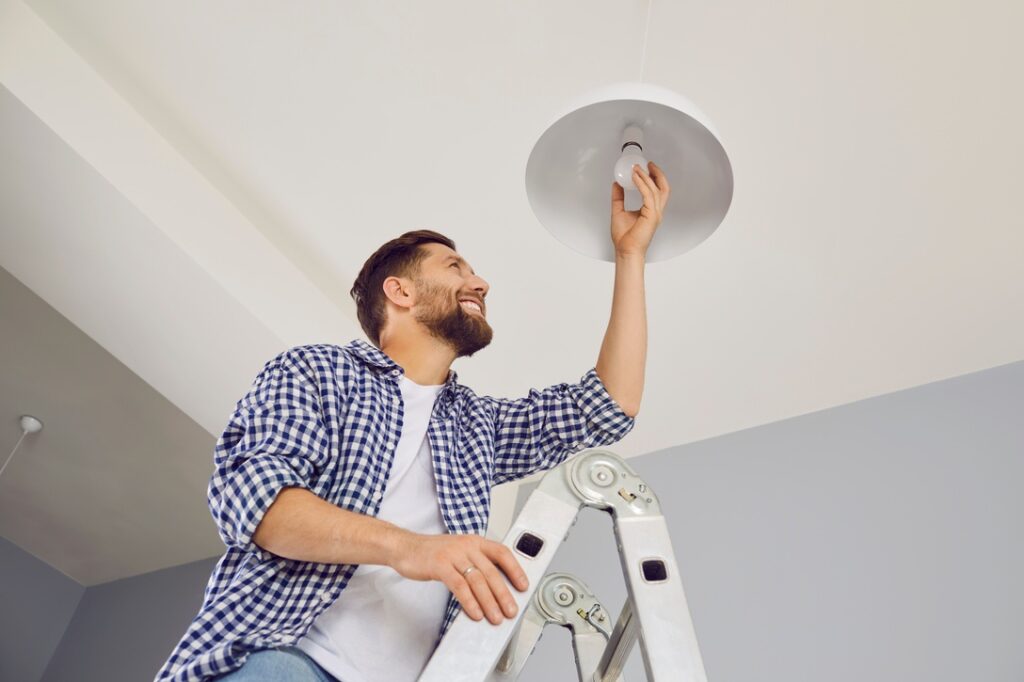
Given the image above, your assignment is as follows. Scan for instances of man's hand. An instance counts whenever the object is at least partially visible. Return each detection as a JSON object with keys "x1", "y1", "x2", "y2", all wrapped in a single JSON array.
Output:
[
  {"x1": 390, "y1": 532, "x2": 529, "y2": 625},
  {"x1": 610, "y1": 161, "x2": 671, "y2": 258}
]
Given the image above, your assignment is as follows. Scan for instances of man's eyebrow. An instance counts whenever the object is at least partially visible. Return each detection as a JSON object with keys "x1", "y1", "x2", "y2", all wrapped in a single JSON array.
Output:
[{"x1": 445, "y1": 255, "x2": 475, "y2": 275}]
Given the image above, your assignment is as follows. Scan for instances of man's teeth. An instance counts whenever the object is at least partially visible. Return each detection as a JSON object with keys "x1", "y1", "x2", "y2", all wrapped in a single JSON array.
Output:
[{"x1": 460, "y1": 301, "x2": 482, "y2": 314}]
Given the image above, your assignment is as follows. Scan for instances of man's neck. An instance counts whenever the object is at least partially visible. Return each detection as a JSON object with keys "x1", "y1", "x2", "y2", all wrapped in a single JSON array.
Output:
[{"x1": 379, "y1": 333, "x2": 455, "y2": 386}]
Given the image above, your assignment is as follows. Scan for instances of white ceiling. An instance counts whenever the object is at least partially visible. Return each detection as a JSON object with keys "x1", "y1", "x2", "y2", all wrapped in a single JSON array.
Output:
[{"x1": 0, "y1": 0, "x2": 1021, "y2": 584}]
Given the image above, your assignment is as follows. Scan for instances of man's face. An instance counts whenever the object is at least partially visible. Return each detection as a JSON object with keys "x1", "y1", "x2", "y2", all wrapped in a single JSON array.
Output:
[{"x1": 412, "y1": 244, "x2": 492, "y2": 358}]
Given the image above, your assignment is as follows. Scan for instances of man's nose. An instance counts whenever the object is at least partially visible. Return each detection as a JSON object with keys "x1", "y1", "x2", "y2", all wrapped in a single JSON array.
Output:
[{"x1": 470, "y1": 274, "x2": 489, "y2": 297}]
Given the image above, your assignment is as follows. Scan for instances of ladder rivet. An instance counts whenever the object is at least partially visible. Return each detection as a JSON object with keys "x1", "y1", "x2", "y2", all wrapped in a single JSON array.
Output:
[{"x1": 590, "y1": 464, "x2": 615, "y2": 486}]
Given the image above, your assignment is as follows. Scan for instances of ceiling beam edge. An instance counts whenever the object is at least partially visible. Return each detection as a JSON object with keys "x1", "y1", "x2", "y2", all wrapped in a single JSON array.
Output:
[{"x1": 0, "y1": 0, "x2": 360, "y2": 348}]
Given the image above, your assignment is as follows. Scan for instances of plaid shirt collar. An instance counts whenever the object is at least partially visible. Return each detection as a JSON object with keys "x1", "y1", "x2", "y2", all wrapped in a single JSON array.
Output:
[{"x1": 344, "y1": 338, "x2": 460, "y2": 389}]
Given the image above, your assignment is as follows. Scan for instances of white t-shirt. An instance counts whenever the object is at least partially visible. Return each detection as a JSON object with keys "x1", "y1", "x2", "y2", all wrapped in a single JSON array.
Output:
[{"x1": 296, "y1": 375, "x2": 450, "y2": 682}]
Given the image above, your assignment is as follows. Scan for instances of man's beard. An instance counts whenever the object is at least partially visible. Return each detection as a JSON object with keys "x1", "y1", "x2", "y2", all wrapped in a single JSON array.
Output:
[{"x1": 413, "y1": 279, "x2": 493, "y2": 358}]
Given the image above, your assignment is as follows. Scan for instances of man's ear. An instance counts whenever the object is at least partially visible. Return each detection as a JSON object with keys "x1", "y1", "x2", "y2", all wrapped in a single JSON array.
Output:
[{"x1": 382, "y1": 276, "x2": 414, "y2": 311}]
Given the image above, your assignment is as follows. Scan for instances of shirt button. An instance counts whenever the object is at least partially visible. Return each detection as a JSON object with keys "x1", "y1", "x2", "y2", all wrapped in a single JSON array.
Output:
[
  {"x1": 373, "y1": 490, "x2": 383, "y2": 501},
  {"x1": 391, "y1": 369, "x2": 400, "y2": 376},
  {"x1": 320, "y1": 590, "x2": 333, "y2": 603},
  {"x1": 393, "y1": 395, "x2": 400, "y2": 404}
]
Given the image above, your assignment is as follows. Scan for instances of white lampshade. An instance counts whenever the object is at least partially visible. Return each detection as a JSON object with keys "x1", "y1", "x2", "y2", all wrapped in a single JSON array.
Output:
[{"x1": 525, "y1": 82, "x2": 734, "y2": 262}]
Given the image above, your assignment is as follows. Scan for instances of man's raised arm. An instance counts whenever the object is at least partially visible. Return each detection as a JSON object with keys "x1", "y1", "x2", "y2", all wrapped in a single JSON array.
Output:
[{"x1": 596, "y1": 161, "x2": 670, "y2": 417}]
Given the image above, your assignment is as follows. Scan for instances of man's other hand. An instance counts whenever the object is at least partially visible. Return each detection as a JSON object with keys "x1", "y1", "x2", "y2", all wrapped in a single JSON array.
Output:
[{"x1": 390, "y1": 532, "x2": 529, "y2": 625}]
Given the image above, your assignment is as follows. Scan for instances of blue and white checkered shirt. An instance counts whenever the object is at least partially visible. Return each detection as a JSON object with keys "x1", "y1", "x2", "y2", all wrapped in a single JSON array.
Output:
[{"x1": 156, "y1": 339, "x2": 635, "y2": 681}]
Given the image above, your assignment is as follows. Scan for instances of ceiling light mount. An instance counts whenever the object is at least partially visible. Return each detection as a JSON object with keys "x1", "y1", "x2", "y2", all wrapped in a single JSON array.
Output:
[
  {"x1": 0, "y1": 414, "x2": 44, "y2": 482},
  {"x1": 20, "y1": 415, "x2": 44, "y2": 434}
]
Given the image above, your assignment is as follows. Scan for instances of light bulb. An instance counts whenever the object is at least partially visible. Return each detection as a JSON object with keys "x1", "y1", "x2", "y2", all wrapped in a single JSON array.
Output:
[{"x1": 613, "y1": 125, "x2": 649, "y2": 190}]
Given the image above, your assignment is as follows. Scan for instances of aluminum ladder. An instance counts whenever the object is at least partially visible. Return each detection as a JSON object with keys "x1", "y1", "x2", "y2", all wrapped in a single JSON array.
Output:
[{"x1": 419, "y1": 449, "x2": 708, "y2": 681}]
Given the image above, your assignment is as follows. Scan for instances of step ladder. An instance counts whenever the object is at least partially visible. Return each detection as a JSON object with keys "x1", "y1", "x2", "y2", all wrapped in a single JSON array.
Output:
[{"x1": 419, "y1": 449, "x2": 708, "y2": 681}]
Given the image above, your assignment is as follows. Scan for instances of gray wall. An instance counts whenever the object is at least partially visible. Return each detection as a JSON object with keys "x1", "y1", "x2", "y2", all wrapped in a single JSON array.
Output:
[
  {"x1": 515, "y1": 359, "x2": 1024, "y2": 681},
  {"x1": 40, "y1": 555, "x2": 218, "y2": 682},
  {"x1": 0, "y1": 536, "x2": 83, "y2": 682}
]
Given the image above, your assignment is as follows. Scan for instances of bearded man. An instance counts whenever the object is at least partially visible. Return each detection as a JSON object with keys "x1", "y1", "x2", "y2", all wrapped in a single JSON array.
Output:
[{"x1": 156, "y1": 162, "x2": 670, "y2": 682}]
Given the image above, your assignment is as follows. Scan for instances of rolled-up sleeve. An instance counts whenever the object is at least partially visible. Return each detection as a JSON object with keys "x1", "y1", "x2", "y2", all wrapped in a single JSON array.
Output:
[
  {"x1": 207, "y1": 349, "x2": 331, "y2": 554},
  {"x1": 487, "y1": 367, "x2": 636, "y2": 485}
]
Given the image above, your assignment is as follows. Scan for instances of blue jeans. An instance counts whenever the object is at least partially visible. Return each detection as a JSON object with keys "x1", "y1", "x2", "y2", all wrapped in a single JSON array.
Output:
[{"x1": 213, "y1": 646, "x2": 340, "y2": 682}]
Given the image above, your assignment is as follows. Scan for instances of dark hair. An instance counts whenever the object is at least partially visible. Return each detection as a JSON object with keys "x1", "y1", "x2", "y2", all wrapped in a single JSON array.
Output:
[{"x1": 349, "y1": 229, "x2": 456, "y2": 347}]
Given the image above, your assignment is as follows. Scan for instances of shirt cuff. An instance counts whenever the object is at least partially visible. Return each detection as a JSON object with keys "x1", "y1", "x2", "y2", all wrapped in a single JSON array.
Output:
[
  {"x1": 579, "y1": 367, "x2": 637, "y2": 442},
  {"x1": 209, "y1": 454, "x2": 311, "y2": 555}
]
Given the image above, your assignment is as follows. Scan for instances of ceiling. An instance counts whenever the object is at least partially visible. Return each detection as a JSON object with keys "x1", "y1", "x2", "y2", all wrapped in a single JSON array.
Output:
[
  {"x1": 0, "y1": 0, "x2": 1021, "y2": 585},
  {"x1": 0, "y1": 264, "x2": 223, "y2": 584}
]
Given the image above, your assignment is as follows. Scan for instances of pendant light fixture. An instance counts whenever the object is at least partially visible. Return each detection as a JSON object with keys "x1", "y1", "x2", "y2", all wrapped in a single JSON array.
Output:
[
  {"x1": 0, "y1": 415, "x2": 43, "y2": 482},
  {"x1": 524, "y1": 2, "x2": 734, "y2": 263}
]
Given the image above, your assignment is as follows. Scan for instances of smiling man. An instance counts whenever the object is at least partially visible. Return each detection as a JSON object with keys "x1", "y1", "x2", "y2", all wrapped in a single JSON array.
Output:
[{"x1": 155, "y1": 162, "x2": 670, "y2": 682}]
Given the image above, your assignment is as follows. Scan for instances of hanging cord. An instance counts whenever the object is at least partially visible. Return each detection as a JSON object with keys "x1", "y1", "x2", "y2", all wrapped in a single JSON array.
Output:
[
  {"x1": 638, "y1": 0, "x2": 654, "y2": 84},
  {"x1": 0, "y1": 430, "x2": 28, "y2": 481}
]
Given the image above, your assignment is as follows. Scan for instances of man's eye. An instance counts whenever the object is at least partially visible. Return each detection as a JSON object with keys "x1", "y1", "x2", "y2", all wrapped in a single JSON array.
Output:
[{"x1": 450, "y1": 263, "x2": 459, "y2": 268}]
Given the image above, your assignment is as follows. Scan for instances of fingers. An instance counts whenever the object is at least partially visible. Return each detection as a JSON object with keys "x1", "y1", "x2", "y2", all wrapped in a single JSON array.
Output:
[
  {"x1": 647, "y1": 161, "x2": 671, "y2": 195},
  {"x1": 442, "y1": 565, "x2": 484, "y2": 622},
  {"x1": 461, "y1": 559, "x2": 505, "y2": 625},
  {"x1": 614, "y1": 162, "x2": 670, "y2": 217},
  {"x1": 635, "y1": 163, "x2": 671, "y2": 214},
  {"x1": 481, "y1": 541, "x2": 529, "y2": 592},
  {"x1": 648, "y1": 161, "x2": 670, "y2": 213},
  {"x1": 471, "y1": 548, "x2": 520, "y2": 614},
  {"x1": 632, "y1": 165, "x2": 658, "y2": 214},
  {"x1": 470, "y1": 550, "x2": 518, "y2": 623},
  {"x1": 434, "y1": 537, "x2": 532, "y2": 626}
]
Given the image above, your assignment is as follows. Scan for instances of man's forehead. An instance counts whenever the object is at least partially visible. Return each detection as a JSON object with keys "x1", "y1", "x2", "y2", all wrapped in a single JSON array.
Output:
[{"x1": 426, "y1": 244, "x2": 474, "y2": 271}]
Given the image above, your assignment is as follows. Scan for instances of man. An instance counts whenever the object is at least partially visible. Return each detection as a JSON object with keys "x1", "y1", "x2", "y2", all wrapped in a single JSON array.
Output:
[{"x1": 156, "y1": 162, "x2": 669, "y2": 681}]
